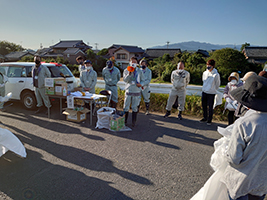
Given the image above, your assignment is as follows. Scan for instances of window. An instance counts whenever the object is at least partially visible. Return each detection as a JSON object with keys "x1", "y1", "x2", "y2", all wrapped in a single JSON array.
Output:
[
  {"x1": 116, "y1": 54, "x2": 127, "y2": 60},
  {"x1": 7, "y1": 66, "x2": 23, "y2": 77}
]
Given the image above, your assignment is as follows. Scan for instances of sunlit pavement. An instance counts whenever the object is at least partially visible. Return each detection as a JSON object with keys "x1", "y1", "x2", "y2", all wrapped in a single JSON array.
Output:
[{"x1": 0, "y1": 101, "x2": 228, "y2": 200}]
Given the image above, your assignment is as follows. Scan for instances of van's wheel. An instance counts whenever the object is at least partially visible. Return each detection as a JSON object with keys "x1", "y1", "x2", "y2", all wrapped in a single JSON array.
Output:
[{"x1": 22, "y1": 92, "x2": 37, "y2": 110}]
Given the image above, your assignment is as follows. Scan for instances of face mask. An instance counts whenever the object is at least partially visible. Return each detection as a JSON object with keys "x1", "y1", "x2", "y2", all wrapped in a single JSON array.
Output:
[
  {"x1": 141, "y1": 65, "x2": 146, "y2": 69},
  {"x1": 230, "y1": 79, "x2": 237, "y2": 85},
  {"x1": 131, "y1": 63, "x2": 137, "y2": 68},
  {"x1": 35, "y1": 60, "x2": 40, "y2": 65},
  {"x1": 79, "y1": 61, "x2": 83, "y2": 65},
  {"x1": 207, "y1": 66, "x2": 212, "y2": 70},
  {"x1": 87, "y1": 66, "x2": 92, "y2": 71}
]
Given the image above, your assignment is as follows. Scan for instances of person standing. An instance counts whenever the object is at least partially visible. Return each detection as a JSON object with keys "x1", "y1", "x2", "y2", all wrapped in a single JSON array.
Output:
[
  {"x1": 80, "y1": 60, "x2": 97, "y2": 94},
  {"x1": 0, "y1": 68, "x2": 8, "y2": 111},
  {"x1": 222, "y1": 75, "x2": 267, "y2": 200},
  {"x1": 102, "y1": 60, "x2": 121, "y2": 108},
  {"x1": 164, "y1": 61, "x2": 190, "y2": 120},
  {"x1": 76, "y1": 56, "x2": 85, "y2": 72},
  {"x1": 32, "y1": 56, "x2": 51, "y2": 114},
  {"x1": 200, "y1": 59, "x2": 220, "y2": 125},
  {"x1": 223, "y1": 72, "x2": 243, "y2": 125},
  {"x1": 123, "y1": 56, "x2": 145, "y2": 127},
  {"x1": 139, "y1": 59, "x2": 152, "y2": 115}
]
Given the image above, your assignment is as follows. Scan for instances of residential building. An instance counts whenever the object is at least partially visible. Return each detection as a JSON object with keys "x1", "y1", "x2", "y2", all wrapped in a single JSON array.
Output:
[
  {"x1": 5, "y1": 50, "x2": 35, "y2": 62},
  {"x1": 107, "y1": 44, "x2": 145, "y2": 69},
  {"x1": 243, "y1": 46, "x2": 267, "y2": 64},
  {"x1": 36, "y1": 40, "x2": 92, "y2": 64}
]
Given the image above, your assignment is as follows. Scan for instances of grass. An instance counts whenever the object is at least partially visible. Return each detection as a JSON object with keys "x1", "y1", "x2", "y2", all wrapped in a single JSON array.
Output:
[{"x1": 95, "y1": 87, "x2": 228, "y2": 122}]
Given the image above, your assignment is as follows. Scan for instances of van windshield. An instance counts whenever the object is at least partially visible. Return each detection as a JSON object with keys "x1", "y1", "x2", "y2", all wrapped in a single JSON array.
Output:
[{"x1": 49, "y1": 65, "x2": 74, "y2": 78}]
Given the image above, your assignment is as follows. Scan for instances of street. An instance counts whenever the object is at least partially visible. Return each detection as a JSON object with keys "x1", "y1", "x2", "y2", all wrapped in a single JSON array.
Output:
[{"x1": 0, "y1": 100, "x2": 227, "y2": 200}]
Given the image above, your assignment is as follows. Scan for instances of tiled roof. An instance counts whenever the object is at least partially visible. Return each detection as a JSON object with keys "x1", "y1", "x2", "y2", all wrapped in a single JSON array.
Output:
[
  {"x1": 196, "y1": 49, "x2": 210, "y2": 57},
  {"x1": 63, "y1": 48, "x2": 85, "y2": 55},
  {"x1": 244, "y1": 47, "x2": 267, "y2": 58},
  {"x1": 5, "y1": 51, "x2": 34, "y2": 59},
  {"x1": 145, "y1": 48, "x2": 182, "y2": 58},
  {"x1": 36, "y1": 48, "x2": 53, "y2": 56},
  {"x1": 50, "y1": 40, "x2": 92, "y2": 49},
  {"x1": 109, "y1": 44, "x2": 144, "y2": 53}
]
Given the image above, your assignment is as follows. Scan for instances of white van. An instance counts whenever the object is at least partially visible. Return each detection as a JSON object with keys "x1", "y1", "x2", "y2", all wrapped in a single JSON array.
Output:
[{"x1": 0, "y1": 62, "x2": 78, "y2": 109}]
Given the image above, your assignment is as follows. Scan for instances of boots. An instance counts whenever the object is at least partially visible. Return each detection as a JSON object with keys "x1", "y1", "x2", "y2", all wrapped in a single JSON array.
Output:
[
  {"x1": 132, "y1": 112, "x2": 137, "y2": 127},
  {"x1": 178, "y1": 111, "x2": 182, "y2": 120},
  {"x1": 145, "y1": 102, "x2": 150, "y2": 115},
  {"x1": 164, "y1": 110, "x2": 171, "y2": 118},
  {"x1": 125, "y1": 112, "x2": 129, "y2": 125}
]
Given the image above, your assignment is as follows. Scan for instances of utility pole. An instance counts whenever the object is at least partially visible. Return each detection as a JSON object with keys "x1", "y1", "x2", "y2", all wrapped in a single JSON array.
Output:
[
  {"x1": 166, "y1": 41, "x2": 170, "y2": 49},
  {"x1": 40, "y1": 43, "x2": 43, "y2": 49},
  {"x1": 95, "y1": 43, "x2": 98, "y2": 50}
]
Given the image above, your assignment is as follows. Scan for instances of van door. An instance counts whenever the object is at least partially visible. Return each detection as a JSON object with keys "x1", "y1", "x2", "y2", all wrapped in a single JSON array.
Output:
[{"x1": 6, "y1": 66, "x2": 26, "y2": 100}]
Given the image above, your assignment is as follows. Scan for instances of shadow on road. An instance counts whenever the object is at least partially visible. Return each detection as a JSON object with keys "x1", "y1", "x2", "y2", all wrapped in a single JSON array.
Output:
[{"x1": 0, "y1": 150, "x2": 133, "y2": 200}]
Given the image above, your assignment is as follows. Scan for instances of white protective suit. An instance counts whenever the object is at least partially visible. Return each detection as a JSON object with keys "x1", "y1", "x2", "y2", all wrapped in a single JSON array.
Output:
[
  {"x1": 32, "y1": 64, "x2": 51, "y2": 108},
  {"x1": 102, "y1": 66, "x2": 121, "y2": 103},
  {"x1": 123, "y1": 67, "x2": 145, "y2": 112},
  {"x1": 80, "y1": 68, "x2": 97, "y2": 94},
  {"x1": 140, "y1": 67, "x2": 152, "y2": 103},
  {"x1": 166, "y1": 69, "x2": 190, "y2": 111}
]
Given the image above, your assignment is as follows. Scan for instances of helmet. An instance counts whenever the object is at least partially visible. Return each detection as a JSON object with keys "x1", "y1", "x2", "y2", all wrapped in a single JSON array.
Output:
[
  {"x1": 228, "y1": 72, "x2": 239, "y2": 81},
  {"x1": 106, "y1": 60, "x2": 113, "y2": 68},
  {"x1": 84, "y1": 60, "x2": 92, "y2": 64}
]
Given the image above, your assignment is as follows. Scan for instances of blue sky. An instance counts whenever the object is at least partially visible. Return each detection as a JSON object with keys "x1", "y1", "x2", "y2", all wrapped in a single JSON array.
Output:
[{"x1": 1, "y1": 0, "x2": 266, "y2": 50}]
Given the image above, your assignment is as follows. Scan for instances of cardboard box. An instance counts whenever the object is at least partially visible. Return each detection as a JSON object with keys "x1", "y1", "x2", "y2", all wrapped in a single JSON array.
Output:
[
  {"x1": 45, "y1": 87, "x2": 55, "y2": 95},
  {"x1": 55, "y1": 83, "x2": 68, "y2": 96},
  {"x1": 63, "y1": 108, "x2": 90, "y2": 122},
  {"x1": 74, "y1": 87, "x2": 83, "y2": 92},
  {"x1": 110, "y1": 115, "x2": 125, "y2": 131}
]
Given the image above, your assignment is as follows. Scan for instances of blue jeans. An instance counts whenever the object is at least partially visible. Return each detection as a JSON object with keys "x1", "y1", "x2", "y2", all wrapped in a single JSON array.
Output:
[{"x1": 229, "y1": 194, "x2": 266, "y2": 200}]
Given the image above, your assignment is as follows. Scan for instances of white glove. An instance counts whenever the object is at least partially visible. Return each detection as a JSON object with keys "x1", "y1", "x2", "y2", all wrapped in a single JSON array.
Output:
[
  {"x1": 233, "y1": 100, "x2": 238, "y2": 105},
  {"x1": 226, "y1": 97, "x2": 232, "y2": 103}
]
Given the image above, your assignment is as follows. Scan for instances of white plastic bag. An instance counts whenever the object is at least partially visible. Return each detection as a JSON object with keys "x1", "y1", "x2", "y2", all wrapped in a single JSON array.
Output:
[
  {"x1": 191, "y1": 125, "x2": 233, "y2": 200},
  {"x1": 95, "y1": 107, "x2": 116, "y2": 129},
  {"x1": 0, "y1": 127, "x2": 27, "y2": 158}
]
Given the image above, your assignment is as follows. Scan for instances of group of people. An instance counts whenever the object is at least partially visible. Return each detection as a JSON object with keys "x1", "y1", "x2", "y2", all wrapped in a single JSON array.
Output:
[{"x1": 1, "y1": 54, "x2": 267, "y2": 199}]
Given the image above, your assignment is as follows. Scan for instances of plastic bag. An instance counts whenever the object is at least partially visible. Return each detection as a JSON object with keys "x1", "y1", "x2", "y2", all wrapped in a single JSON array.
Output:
[
  {"x1": 0, "y1": 92, "x2": 12, "y2": 103},
  {"x1": 190, "y1": 125, "x2": 233, "y2": 200},
  {"x1": 95, "y1": 107, "x2": 116, "y2": 129},
  {"x1": 0, "y1": 127, "x2": 27, "y2": 158}
]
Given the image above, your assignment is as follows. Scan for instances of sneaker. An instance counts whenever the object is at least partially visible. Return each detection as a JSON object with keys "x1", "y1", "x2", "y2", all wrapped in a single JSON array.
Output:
[
  {"x1": 145, "y1": 110, "x2": 150, "y2": 115},
  {"x1": 178, "y1": 114, "x2": 182, "y2": 120},
  {"x1": 164, "y1": 111, "x2": 171, "y2": 118},
  {"x1": 199, "y1": 118, "x2": 207, "y2": 123},
  {"x1": 207, "y1": 120, "x2": 212, "y2": 126}
]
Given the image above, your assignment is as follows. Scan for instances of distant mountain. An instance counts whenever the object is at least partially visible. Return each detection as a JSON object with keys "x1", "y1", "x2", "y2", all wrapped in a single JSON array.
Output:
[{"x1": 151, "y1": 41, "x2": 242, "y2": 51}]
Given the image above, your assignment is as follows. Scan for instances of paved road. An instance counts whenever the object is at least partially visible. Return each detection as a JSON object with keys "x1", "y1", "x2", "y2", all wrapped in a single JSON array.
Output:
[{"x1": 0, "y1": 100, "x2": 227, "y2": 200}]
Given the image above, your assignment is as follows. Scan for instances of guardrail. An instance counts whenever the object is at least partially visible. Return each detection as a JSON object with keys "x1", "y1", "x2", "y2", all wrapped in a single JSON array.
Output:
[{"x1": 76, "y1": 78, "x2": 224, "y2": 96}]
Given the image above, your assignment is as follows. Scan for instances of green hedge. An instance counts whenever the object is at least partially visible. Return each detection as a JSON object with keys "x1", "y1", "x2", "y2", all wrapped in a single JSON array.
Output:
[{"x1": 95, "y1": 88, "x2": 228, "y2": 121}]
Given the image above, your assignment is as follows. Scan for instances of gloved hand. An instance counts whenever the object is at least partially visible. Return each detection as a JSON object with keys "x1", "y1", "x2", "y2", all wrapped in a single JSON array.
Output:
[
  {"x1": 233, "y1": 100, "x2": 238, "y2": 105},
  {"x1": 226, "y1": 97, "x2": 232, "y2": 103}
]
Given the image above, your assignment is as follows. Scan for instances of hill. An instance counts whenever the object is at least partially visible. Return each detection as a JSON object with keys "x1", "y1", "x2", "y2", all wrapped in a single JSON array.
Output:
[{"x1": 151, "y1": 41, "x2": 242, "y2": 51}]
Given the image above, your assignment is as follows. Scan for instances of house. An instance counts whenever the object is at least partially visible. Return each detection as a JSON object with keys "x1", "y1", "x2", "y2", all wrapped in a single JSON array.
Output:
[
  {"x1": 243, "y1": 46, "x2": 267, "y2": 64},
  {"x1": 107, "y1": 44, "x2": 145, "y2": 69},
  {"x1": 37, "y1": 40, "x2": 92, "y2": 64},
  {"x1": 196, "y1": 49, "x2": 210, "y2": 57},
  {"x1": 144, "y1": 48, "x2": 182, "y2": 59},
  {"x1": 5, "y1": 50, "x2": 35, "y2": 62}
]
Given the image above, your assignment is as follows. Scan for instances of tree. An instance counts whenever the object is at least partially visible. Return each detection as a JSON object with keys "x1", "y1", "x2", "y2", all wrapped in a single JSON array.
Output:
[
  {"x1": 240, "y1": 42, "x2": 250, "y2": 52},
  {"x1": 97, "y1": 48, "x2": 108, "y2": 56},
  {"x1": 0, "y1": 40, "x2": 24, "y2": 55},
  {"x1": 208, "y1": 48, "x2": 250, "y2": 85}
]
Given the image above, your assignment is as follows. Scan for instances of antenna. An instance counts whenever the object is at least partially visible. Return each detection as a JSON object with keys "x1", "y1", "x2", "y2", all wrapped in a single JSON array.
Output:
[
  {"x1": 166, "y1": 41, "x2": 170, "y2": 49},
  {"x1": 95, "y1": 43, "x2": 98, "y2": 50}
]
